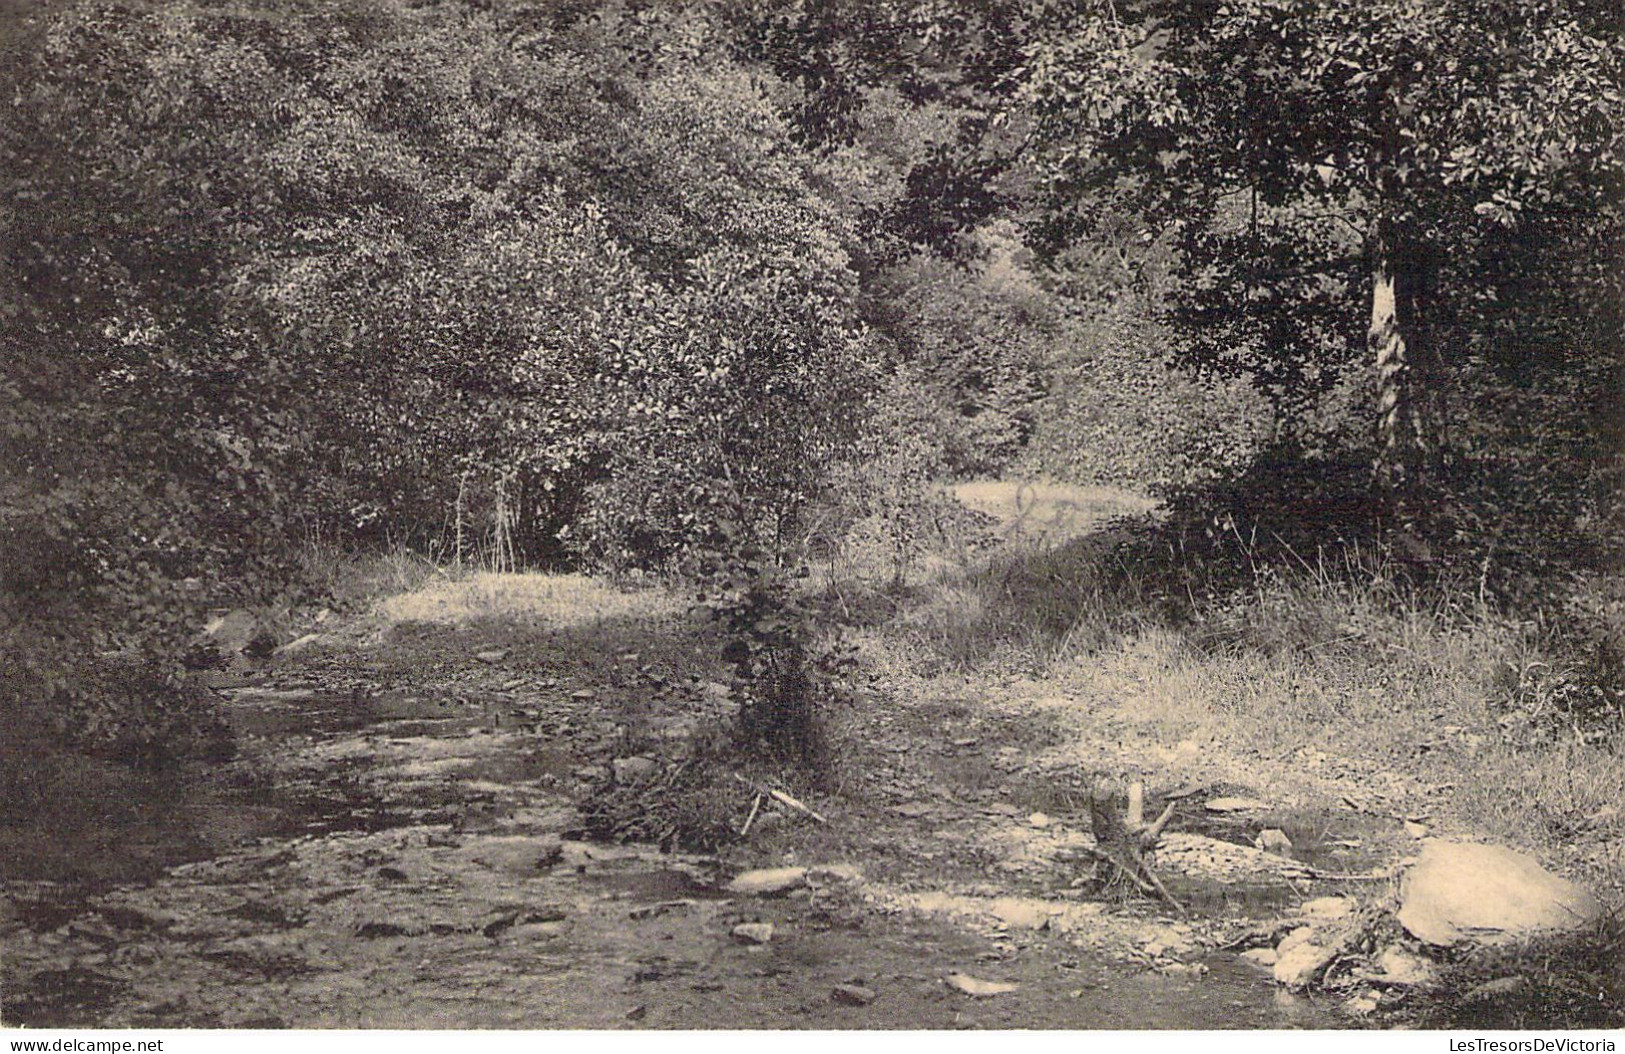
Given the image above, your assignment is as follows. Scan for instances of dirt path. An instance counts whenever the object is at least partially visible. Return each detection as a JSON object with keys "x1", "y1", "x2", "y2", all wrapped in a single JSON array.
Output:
[{"x1": 0, "y1": 587, "x2": 1349, "y2": 1029}]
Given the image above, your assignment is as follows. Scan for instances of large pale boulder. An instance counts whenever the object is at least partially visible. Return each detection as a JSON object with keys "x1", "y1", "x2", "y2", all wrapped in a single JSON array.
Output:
[{"x1": 1397, "y1": 841, "x2": 1604, "y2": 946}]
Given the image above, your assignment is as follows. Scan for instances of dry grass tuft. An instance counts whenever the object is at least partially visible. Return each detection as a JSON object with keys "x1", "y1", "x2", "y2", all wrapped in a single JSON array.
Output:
[{"x1": 372, "y1": 571, "x2": 684, "y2": 628}]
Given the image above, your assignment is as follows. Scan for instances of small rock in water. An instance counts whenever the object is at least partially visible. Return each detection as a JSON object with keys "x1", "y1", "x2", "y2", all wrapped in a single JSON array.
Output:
[
  {"x1": 1273, "y1": 927, "x2": 1340, "y2": 988},
  {"x1": 1373, "y1": 946, "x2": 1434, "y2": 986},
  {"x1": 1397, "y1": 841, "x2": 1603, "y2": 946},
  {"x1": 988, "y1": 898, "x2": 1051, "y2": 930},
  {"x1": 612, "y1": 756, "x2": 659, "y2": 783},
  {"x1": 1255, "y1": 828, "x2": 1294, "y2": 854},
  {"x1": 807, "y1": 863, "x2": 863, "y2": 885},
  {"x1": 731, "y1": 923, "x2": 774, "y2": 944},
  {"x1": 832, "y1": 984, "x2": 876, "y2": 1006},
  {"x1": 475, "y1": 649, "x2": 509, "y2": 664},
  {"x1": 1240, "y1": 947, "x2": 1279, "y2": 967},
  {"x1": 726, "y1": 867, "x2": 809, "y2": 895},
  {"x1": 1205, "y1": 796, "x2": 1269, "y2": 813},
  {"x1": 1299, "y1": 896, "x2": 1352, "y2": 920},
  {"x1": 944, "y1": 972, "x2": 1020, "y2": 997}
]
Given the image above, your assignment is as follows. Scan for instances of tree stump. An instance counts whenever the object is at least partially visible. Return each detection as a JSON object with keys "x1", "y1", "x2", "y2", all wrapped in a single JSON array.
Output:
[{"x1": 1086, "y1": 781, "x2": 1185, "y2": 914}]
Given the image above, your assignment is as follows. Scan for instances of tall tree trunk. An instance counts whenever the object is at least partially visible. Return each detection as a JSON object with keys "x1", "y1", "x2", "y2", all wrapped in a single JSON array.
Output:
[{"x1": 1369, "y1": 215, "x2": 1443, "y2": 537}]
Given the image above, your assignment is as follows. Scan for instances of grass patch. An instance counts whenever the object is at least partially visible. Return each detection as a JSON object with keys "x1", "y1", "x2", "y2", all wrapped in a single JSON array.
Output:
[
  {"x1": 855, "y1": 489, "x2": 1625, "y2": 904},
  {"x1": 372, "y1": 570, "x2": 685, "y2": 628}
]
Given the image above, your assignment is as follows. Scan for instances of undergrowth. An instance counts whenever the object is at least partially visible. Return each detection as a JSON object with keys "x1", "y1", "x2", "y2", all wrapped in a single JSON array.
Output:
[{"x1": 841, "y1": 484, "x2": 1624, "y2": 902}]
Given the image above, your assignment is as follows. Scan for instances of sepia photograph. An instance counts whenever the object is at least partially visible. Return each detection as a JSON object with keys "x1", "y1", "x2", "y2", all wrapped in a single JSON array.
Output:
[{"x1": 1, "y1": 0, "x2": 1621, "y2": 1035}]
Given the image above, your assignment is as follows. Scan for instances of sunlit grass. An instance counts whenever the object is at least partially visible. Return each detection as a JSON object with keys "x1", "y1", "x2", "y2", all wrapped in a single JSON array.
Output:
[{"x1": 373, "y1": 571, "x2": 684, "y2": 627}]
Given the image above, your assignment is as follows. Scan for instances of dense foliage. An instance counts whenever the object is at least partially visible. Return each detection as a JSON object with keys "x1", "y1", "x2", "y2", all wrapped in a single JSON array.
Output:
[
  {"x1": 2, "y1": 0, "x2": 1619, "y2": 759},
  {"x1": 1019, "y1": 0, "x2": 1624, "y2": 563}
]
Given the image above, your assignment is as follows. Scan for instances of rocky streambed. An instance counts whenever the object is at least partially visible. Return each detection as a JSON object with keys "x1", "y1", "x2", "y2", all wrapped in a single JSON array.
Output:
[
  {"x1": 3, "y1": 621, "x2": 1611, "y2": 1030},
  {"x1": 2, "y1": 675, "x2": 1351, "y2": 1030}
]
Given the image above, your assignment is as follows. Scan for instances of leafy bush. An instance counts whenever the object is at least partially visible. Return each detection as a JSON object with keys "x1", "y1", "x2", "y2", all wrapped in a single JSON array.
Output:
[{"x1": 691, "y1": 521, "x2": 857, "y2": 769}]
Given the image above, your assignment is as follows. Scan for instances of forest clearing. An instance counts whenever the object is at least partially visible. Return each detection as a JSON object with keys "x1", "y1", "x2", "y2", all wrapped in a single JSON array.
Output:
[{"x1": 2, "y1": 0, "x2": 1622, "y2": 1034}]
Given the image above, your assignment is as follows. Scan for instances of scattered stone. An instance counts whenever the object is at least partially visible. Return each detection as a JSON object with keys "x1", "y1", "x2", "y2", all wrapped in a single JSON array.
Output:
[
  {"x1": 629, "y1": 900, "x2": 697, "y2": 921},
  {"x1": 731, "y1": 923, "x2": 774, "y2": 944},
  {"x1": 612, "y1": 756, "x2": 659, "y2": 784},
  {"x1": 1155, "y1": 962, "x2": 1209, "y2": 978},
  {"x1": 464, "y1": 835, "x2": 564, "y2": 874},
  {"x1": 273, "y1": 633, "x2": 325, "y2": 657},
  {"x1": 726, "y1": 867, "x2": 808, "y2": 896},
  {"x1": 510, "y1": 919, "x2": 568, "y2": 941},
  {"x1": 1255, "y1": 828, "x2": 1294, "y2": 855},
  {"x1": 1027, "y1": 812, "x2": 1052, "y2": 829},
  {"x1": 1157, "y1": 832, "x2": 1314, "y2": 881},
  {"x1": 1344, "y1": 990, "x2": 1382, "y2": 1017},
  {"x1": 944, "y1": 972, "x2": 1020, "y2": 997},
  {"x1": 986, "y1": 802, "x2": 1020, "y2": 817},
  {"x1": 1397, "y1": 841, "x2": 1603, "y2": 946},
  {"x1": 807, "y1": 863, "x2": 864, "y2": 885},
  {"x1": 1372, "y1": 946, "x2": 1435, "y2": 986},
  {"x1": 570, "y1": 688, "x2": 597, "y2": 700},
  {"x1": 988, "y1": 898, "x2": 1051, "y2": 930},
  {"x1": 1464, "y1": 976, "x2": 1529, "y2": 1002},
  {"x1": 832, "y1": 984, "x2": 876, "y2": 1006},
  {"x1": 1205, "y1": 797, "x2": 1268, "y2": 813},
  {"x1": 203, "y1": 609, "x2": 260, "y2": 651},
  {"x1": 1404, "y1": 820, "x2": 1430, "y2": 839},
  {"x1": 474, "y1": 649, "x2": 509, "y2": 664},
  {"x1": 1299, "y1": 897, "x2": 1353, "y2": 920},
  {"x1": 1273, "y1": 927, "x2": 1341, "y2": 988},
  {"x1": 1240, "y1": 947, "x2": 1279, "y2": 967}
]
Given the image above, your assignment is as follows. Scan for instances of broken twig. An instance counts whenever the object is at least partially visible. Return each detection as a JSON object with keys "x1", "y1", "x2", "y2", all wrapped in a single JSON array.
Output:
[
  {"x1": 739, "y1": 793, "x2": 764, "y2": 837},
  {"x1": 732, "y1": 774, "x2": 828, "y2": 824}
]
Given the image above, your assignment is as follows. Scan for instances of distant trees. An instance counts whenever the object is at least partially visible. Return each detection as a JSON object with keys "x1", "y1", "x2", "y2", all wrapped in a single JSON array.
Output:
[
  {"x1": 1020, "y1": 0, "x2": 1624, "y2": 540},
  {"x1": 0, "y1": 0, "x2": 892, "y2": 754}
]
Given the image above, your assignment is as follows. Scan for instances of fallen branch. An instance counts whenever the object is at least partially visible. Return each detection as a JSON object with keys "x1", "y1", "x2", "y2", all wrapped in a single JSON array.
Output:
[
  {"x1": 732, "y1": 774, "x2": 828, "y2": 824},
  {"x1": 739, "y1": 793, "x2": 764, "y2": 837}
]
